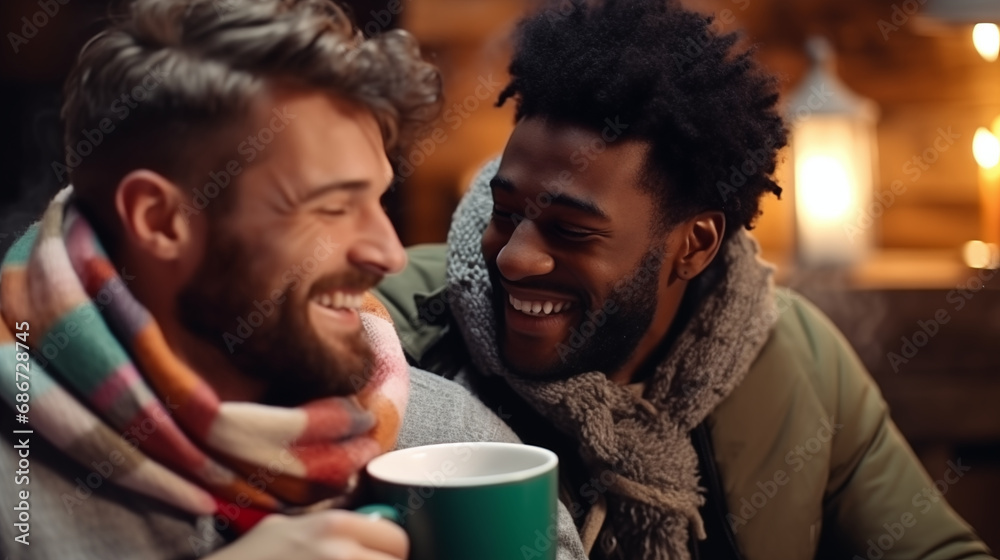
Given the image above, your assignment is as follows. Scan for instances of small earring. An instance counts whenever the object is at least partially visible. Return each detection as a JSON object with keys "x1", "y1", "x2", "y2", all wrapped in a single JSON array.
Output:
[{"x1": 678, "y1": 269, "x2": 688, "y2": 279}]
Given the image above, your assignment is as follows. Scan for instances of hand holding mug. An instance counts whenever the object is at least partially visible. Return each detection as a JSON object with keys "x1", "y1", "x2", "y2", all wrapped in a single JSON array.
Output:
[{"x1": 204, "y1": 509, "x2": 408, "y2": 560}]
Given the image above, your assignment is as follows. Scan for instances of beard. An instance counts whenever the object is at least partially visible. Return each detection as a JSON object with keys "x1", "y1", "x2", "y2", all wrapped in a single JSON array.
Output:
[
  {"x1": 177, "y1": 226, "x2": 377, "y2": 407},
  {"x1": 490, "y1": 244, "x2": 664, "y2": 380}
]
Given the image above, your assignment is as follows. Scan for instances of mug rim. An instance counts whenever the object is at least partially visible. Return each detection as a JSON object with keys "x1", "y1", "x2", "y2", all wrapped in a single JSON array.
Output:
[{"x1": 367, "y1": 442, "x2": 558, "y2": 487}]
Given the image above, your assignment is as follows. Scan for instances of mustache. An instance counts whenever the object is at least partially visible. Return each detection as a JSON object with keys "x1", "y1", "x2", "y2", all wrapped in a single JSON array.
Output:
[
  {"x1": 485, "y1": 263, "x2": 561, "y2": 295},
  {"x1": 308, "y1": 269, "x2": 383, "y2": 298}
]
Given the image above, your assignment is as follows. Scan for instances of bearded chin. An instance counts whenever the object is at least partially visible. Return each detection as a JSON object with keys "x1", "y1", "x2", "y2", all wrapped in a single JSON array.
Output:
[
  {"x1": 489, "y1": 245, "x2": 662, "y2": 380},
  {"x1": 178, "y1": 290, "x2": 377, "y2": 406},
  {"x1": 177, "y1": 274, "x2": 376, "y2": 408},
  {"x1": 251, "y1": 321, "x2": 375, "y2": 407}
]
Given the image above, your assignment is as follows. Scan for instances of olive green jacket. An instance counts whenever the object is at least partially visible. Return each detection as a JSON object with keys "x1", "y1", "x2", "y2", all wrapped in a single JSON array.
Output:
[{"x1": 375, "y1": 244, "x2": 994, "y2": 560}]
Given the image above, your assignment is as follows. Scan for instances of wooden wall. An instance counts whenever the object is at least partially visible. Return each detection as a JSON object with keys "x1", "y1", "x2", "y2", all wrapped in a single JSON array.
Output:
[{"x1": 396, "y1": 0, "x2": 524, "y2": 243}]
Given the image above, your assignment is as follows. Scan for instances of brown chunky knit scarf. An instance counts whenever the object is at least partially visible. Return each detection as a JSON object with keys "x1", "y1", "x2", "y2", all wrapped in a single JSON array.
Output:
[{"x1": 445, "y1": 159, "x2": 779, "y2": 559}]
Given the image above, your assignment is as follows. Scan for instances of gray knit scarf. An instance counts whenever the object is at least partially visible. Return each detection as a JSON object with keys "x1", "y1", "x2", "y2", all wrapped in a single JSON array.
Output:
[{"x1": 446, "y1": 158, "x2": 779, "y2": 560}]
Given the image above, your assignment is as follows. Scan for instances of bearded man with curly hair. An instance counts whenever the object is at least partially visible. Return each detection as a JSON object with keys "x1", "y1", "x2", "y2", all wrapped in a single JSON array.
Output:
[{"x1": 375, "y1": 1, "x2": 996, "y2": 559}]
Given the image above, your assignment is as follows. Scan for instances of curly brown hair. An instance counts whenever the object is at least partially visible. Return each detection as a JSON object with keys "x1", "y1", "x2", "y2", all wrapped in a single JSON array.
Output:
[{"x1": 62, "y1": 0, "x2": 441, "y2": 245}]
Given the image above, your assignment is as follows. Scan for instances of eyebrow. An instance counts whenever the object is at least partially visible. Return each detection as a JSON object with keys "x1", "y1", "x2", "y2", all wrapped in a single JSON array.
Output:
[
  {"x1": 300, "y1": 180, "x2": 371, "y2": 203},
  {"x1": 489, "y1": 175, "x2": 608, "y2": 220}
]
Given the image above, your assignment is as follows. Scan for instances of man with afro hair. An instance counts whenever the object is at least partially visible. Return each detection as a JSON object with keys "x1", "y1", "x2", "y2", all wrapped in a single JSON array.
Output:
[{"x1": 376, "y1": 0, "x2": 995, "y2": 559}]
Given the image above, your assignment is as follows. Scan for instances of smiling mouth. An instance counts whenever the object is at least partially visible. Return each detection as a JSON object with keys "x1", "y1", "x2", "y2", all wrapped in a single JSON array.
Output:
[
  {"x1": 309, "y1": 290, "x2": 367, "y2": 333},
  {"x1": 508, "y1": 294, "x2": 574, "y2": 316},
  {"x1": 311, "y1": 291, "x2": 364, "y2": 311}
]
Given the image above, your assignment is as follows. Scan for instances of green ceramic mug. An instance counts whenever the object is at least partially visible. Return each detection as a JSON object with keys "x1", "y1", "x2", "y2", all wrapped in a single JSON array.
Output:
[{"x1": 363, "y1": 442, "x2": 559, "y2": 560}]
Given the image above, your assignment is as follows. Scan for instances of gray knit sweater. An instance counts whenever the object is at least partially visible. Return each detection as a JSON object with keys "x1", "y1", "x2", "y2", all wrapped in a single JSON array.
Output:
[{"x1": 0, "y1": 368, "x2": 586, "y2": 560}]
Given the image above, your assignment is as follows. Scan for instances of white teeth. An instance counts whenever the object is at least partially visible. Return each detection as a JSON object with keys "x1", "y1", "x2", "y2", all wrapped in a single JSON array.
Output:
[
  {"x1": 315, "y1": 291, "x2": 363, "y2": 310},
  {"x1": 508, "y1": 295, "x2": 572, "y2": 316}
]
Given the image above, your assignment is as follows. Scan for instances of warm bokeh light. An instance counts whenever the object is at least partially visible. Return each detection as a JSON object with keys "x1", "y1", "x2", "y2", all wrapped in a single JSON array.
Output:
[
  {"x1": 963, "y1": 240, "x2": 1000, "y2": 269},
  {"x1": 798, "y1": 156, "x2": 854, "y2": 221},
  {"x1": 973, "y1": 127, "x2": 1000, "y2": 168},
  {"x1": 973, "y1": 23, "x2": 1000, "y2": 62}
]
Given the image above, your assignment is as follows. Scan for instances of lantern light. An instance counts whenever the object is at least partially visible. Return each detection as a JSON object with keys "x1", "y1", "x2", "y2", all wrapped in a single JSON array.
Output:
[{"x1": 787, "y1": 37, "x2": 880, "y2": 267}]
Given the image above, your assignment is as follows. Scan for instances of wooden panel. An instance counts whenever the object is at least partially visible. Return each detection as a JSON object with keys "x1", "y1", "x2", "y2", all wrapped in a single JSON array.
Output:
[
  {"x1": 399, "y1": 1, "x2": 522, "y2": 244},
  {"x1": 685, "y1": 0, "x2": 999, "y2": 254}
]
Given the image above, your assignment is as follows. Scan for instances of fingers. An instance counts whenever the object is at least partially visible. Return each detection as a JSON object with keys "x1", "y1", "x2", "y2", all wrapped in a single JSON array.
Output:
[
  {"x1": 318, "y1": 510, "x2": 409, "y2": 559},
  {"x1": 321, "y1": 541, "x2": 408, "y2": 560}
]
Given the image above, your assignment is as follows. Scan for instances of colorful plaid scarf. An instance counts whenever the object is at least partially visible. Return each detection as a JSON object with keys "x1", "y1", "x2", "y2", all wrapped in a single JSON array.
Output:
[{"x1": 0, "y1": 188, "x2": 409, "y2": 533}]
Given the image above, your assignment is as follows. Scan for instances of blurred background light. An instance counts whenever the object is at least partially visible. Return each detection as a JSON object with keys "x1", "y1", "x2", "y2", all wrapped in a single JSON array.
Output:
[
  {"x1": 973, "y1": 127, "x2": 1000, "y2": 169},
  {"x1": 973, "y1": 23, "x2": 1000, "y2": 62},
  {"x1": 963, "y1": 239, "x2": 1000, "y2": 269},
  {"x1": 787, "y1": 37, "x2": 879, "y2": 267}
]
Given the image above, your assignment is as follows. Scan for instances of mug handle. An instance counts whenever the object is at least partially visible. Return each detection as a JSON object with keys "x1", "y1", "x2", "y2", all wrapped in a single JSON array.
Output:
[{"x1": 355, "y1": 503, "x2": 403, "y2": 525}]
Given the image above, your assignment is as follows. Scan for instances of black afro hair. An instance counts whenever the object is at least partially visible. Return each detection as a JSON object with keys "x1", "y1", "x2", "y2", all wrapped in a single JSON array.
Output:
[{"x1": 497, "y1": 0, "x2": 788, "y2": 235}]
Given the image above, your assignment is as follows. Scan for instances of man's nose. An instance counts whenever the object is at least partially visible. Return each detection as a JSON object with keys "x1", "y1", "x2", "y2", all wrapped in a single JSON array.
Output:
[
  {"x1": 349, "y1": 203, "x2": 408, "y2": 276},
  {"x1": 495, "y1": 220, "x2": 554, "y2": 281}
]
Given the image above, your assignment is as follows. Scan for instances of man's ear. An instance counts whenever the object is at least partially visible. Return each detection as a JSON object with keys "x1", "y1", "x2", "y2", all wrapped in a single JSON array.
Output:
[
  {"x1": 114, "y1": 170, "x2": 195, "y2": 261},
  {"x1": 670, "y1": 211, "x2": 725, "y2": 281}
]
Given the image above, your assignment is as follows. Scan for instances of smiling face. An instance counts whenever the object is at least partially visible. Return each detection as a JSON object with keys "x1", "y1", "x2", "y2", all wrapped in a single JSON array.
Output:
[
  {"x1": 482, "y1": 118, "x2": 692, "y2": 382},
  {"x1": 177, "y1": 88, "x2": 406, "y2": 406}
]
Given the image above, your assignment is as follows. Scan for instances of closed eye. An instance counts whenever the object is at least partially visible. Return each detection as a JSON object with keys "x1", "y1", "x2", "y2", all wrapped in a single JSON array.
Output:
[
  {"x1": 491, "y1": 207, "x2": 523, "y2": 224},
  {"x1": 554, "y1": 224, "x2": 596, "y2": 240},
  {"x1": 317, "y1": 207, "x2": 347, "y2": 216}
]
